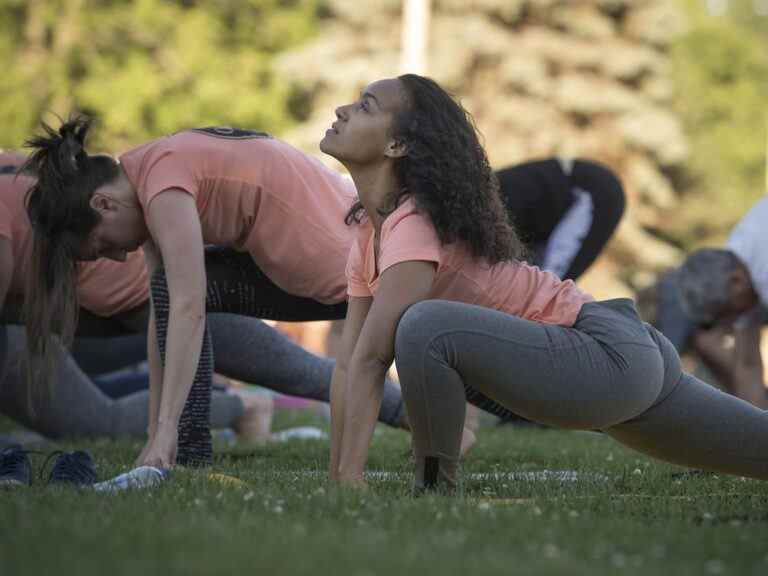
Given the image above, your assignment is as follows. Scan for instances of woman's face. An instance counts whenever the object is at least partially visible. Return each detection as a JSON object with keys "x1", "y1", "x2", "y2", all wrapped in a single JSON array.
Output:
[
  {"x1": 78, "y1": 186, "x2": 149, "y2": 262},
  {"x1": 320, "y1": 78, "x2": 405, "y2": 166}
]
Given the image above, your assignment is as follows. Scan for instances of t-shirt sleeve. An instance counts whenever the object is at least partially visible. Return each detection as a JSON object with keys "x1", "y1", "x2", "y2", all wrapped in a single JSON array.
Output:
[
  {"x1": 76, "y1": 251, "x2": 150, "y2": 317},
  {"x1": 346, "y1": 230, "x2": 372, "y2": 297},
  {"x1": 378, "y1": 210, "x2": 441, "y2": 275},
  {"x1": 126, "y1": 150, "x2": 199, "y2": 212}
]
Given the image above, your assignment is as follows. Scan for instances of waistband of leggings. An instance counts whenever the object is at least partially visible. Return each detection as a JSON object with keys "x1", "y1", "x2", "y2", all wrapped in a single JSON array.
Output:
[{"x1": 576, "y1": 298, "x2": 641, "y2": 323}]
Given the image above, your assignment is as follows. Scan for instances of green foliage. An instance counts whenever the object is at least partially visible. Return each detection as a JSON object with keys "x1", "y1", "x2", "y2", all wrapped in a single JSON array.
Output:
[
  {"x1": 670, "y1": 0, "x2": 768, "y2": 245},
  {"x1": 0, "y1": 0, "x2": 324, "y2": 151}
]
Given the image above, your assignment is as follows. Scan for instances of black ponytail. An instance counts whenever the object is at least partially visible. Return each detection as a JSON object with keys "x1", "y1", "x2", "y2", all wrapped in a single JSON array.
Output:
[{"x1": 21, "y1": 116, "x2": 120, "y2": 407}]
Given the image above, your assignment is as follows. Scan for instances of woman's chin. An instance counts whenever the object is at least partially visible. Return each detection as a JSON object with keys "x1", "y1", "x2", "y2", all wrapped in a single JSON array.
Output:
[
  {"x1": 319, "y1": 136, "x2": 333, "y2": 155},
  {"x1": 319, "y1": 141, "x2": 343, "y2": 162}
]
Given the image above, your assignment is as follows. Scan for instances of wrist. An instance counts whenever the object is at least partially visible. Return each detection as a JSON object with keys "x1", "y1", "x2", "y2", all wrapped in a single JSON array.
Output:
[{"x1": 156, "y1": 418, "x2": 179, "y2": 436}]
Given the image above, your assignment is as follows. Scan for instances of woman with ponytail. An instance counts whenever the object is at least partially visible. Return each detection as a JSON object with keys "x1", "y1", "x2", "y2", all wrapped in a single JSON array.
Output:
[
  {"x1": 1, "y1": 150, "x2": 405, "y2": 443},
  {"x1": 1, "y1": 152, "x2": 255, "y2": 441},
  {"x1": 0, "y1": 152, "x2": 156, "y2": 431},
  {"x1": 22, "y1": 118, "x2": 410, "y2": 468}
]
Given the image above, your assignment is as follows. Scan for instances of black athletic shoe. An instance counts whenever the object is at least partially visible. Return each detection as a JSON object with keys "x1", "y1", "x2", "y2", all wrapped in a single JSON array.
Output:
[
  {"x1": 44, "y1": 450, "x2": 98, "y2": 487},
  {"x1": 0, "y1": 445, "x2": 33, "y2": 487}
]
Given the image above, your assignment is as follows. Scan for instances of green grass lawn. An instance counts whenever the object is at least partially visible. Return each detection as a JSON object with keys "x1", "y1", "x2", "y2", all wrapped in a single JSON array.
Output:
[{"x1": 2, "y1": 415, "x2": 768, "y2": 576}]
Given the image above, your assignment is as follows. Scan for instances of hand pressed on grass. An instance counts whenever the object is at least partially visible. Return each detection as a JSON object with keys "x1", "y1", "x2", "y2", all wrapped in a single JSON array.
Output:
[{"x1": 138, "y1": 426, "x2": 178, "y2": 469}]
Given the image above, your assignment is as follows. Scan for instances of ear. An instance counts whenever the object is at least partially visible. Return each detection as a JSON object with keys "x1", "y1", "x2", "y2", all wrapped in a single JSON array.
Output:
[
  {"x1": 384, "y1": 138, "x2": 408, "y2": 159},
  {"x1": 89, "y1": 193, "x2": 112, "y2": 213}
]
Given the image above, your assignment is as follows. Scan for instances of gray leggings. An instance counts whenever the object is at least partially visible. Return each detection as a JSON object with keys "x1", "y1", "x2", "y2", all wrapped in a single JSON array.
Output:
[
  {"x1": 0, "y1": 325, "x2": 243, "y2": 439},
  {"x1": 208, "y1": 313, "x2": 404, "y2": 424},
  {"x1": 395, "y1": 298, "x2": 768, "y2": 490},
  {"x1": 0, "y1": 314, "x2": 404, "y2": 440}
]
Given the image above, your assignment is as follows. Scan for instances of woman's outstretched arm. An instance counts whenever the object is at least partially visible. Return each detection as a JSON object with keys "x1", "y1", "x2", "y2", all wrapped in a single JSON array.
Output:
[
  {"x1": 139, "y1": 190, "x2": 206, "y2": 468},
  {"x1": 329, "y1": 295, "x2": 372, "y2": 481},
  {"x1": 337, "y1": 261, "x2": 435, "y2": 485}
]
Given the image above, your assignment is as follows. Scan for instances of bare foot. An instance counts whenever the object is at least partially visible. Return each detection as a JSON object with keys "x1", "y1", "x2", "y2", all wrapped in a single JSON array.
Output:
[
  {"x1": 460, "y1": 426, "x2": 476, "y2": 457},
  {"x1": 232, "y1": 390, "x2": 274, "y2": 443}
]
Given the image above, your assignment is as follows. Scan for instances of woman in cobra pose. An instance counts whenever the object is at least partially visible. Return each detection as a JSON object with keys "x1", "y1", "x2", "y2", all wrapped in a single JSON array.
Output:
[{"x1": 323, "y1": 74, "x2": 768, "y2": 491}]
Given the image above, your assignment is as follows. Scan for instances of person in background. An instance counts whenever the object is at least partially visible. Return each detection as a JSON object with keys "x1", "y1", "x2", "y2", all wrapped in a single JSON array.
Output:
[
  {"x1": 644, "y1": 196, "x2": 768, "y2": 409},
  {"x1": 495, "y1": 158, "x2": 625, "y2": 282}
]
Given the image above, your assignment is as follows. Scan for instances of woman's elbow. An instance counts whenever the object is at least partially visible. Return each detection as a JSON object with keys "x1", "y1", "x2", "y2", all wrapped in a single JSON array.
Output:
[{"x1": 352, "y1": 351, "x2": 391, "y2": 376}]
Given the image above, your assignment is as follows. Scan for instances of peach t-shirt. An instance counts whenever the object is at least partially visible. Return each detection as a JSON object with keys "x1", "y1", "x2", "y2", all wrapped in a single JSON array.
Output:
[
  {"x1": 119, "y1": 129, "x2": 356, "y2": 305},
  {"x1": 346, "y1": 198, "x2": 593, "y2": 326},
  {"x1": 0, "y1": 151, "x2": 27, "y2": 169},
  {"x1": 0, "y1": 172, "x2": 149, "y2": 317}
]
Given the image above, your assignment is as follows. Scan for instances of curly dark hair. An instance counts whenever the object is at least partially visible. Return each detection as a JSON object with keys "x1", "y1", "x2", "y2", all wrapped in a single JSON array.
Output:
[
  {"x1": 20, "y1": 115, "x2": 121, "y2": 405},
  {"x1": 345, "y1": 74, "x2": 524, "y2": 264}
]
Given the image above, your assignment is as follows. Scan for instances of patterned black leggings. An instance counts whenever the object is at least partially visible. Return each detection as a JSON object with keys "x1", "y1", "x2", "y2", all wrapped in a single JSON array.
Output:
[{"x1": 151, "y1": 246, "x2": 347, "y2": 466}]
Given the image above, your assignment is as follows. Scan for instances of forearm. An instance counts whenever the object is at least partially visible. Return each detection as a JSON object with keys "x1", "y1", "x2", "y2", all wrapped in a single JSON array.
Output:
[
  {"x1": 732, "y1": 324, "x2": 767, "y2": 408},
  {"x1": 731, "y1": 366, "x2": 768, "y2": 408},
  {"x1": 156, "y1": 303, "x2": 206, "y2": 432},
  {"x1": 338, "y1": 359, "x2": 389, "y2": 482},
  {"x1": 329, "y1": 364, "x2": 347, "y2": 480},
  {"x1": 692, "y1": 333, "x2": 736, "y2": 391}
]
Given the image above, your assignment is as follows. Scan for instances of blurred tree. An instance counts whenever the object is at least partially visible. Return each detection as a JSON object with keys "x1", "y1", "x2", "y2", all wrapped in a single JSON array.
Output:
[
  {"x1": 0, "y1": 0, "x2": 324, "y2": 151},
  {"x1": 669, "y1": 0, "x2": 768, "y2": 246}
]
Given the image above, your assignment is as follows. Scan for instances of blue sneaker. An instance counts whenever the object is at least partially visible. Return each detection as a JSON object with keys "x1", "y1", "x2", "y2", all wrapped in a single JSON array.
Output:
[
  {"x1": 44, "y1": 450, "x2": 98, "y2": 487},
  {"x1": 0, "y1": 445, "x2": 33, "y2": 487}
]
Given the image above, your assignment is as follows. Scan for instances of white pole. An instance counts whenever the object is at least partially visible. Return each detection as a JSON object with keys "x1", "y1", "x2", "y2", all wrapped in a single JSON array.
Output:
[{"x1": 400, "y1": 0, "x2": 432, "y2": 75}]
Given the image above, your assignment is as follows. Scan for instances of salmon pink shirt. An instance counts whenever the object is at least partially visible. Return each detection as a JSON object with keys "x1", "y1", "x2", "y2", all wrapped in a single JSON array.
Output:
[
  {"x1": 119, "y1": 130, "x2": 356, "y2": 305},
  {"x1": 346, "y1": 198, "x2": 593, "y2": 326},
  {"x1": 0, "y1": 151, "x2": 27, "y2": 168},
  {"x1": 0, "y1": 172, "x2": 149, "y2": 317}
]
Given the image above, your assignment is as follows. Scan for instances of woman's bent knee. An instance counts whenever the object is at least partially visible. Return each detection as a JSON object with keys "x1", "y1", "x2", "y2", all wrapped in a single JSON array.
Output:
[{"x1": 395, "y1": 300, "x2": 453, "y2": 359}]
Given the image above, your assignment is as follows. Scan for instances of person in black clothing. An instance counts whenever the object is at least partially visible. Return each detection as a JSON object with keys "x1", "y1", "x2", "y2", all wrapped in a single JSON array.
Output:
[{"x1": 496, "y1": 157, "x2": 625, "y2": 282}]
